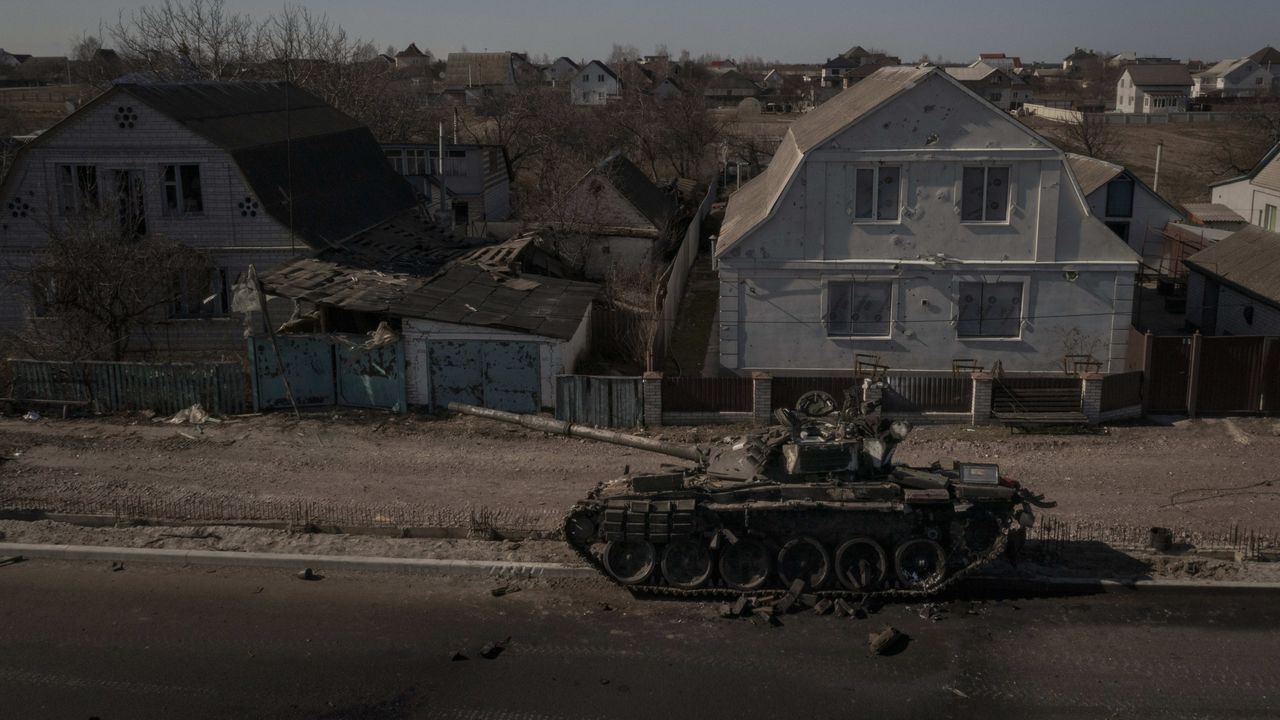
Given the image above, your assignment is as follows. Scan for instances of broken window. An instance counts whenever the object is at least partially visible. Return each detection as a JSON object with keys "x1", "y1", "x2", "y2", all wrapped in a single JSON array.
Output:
[
  {"x1": 56, "y1": 164, "x2": 99, "y2": 214},
  {"x1": 957, "y1": 281, "x2": 1023, "y2": 338},
  {"x1": 108, "y1": 169, "x2": 146, "y2": 237},
  {"x1": 406, "y1": 149, "x2": 428, "y2": 175},
  {"x1": 961, "y1": 166, "x2": 1010, "y2": 222},
  {"x1": 384, "y1": 149, "x2": 405, "y2": 174},
  {"x1": 171, "y1": 267, "x2": 229, "y2": 318},
  {"x1": 163, "y1": 164, "x2": 203, "y2": 215},
  {"x1": 827, "y1": 281, "x2": 893, "y2": 337},
  {"x1": 852, "y1": 166, "x2": 899, "y2": 221}
]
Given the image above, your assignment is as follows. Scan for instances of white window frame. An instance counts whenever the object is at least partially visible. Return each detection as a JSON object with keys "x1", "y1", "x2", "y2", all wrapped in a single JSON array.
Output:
[
  {"x1": 823, "y1": 278, "x2": 896, "y2": 339},
  {"x1": 850, "y1": 165, "x2": 902, "y2": 223},
  {"x1": 161, "y1": 164, "x2": 204, "y2": 216},
  {"x1": 56, "y1": 163, "x2": 100, "y2": 214},
  {"x1": 952, "y1": 275, "x2": 1029, "y2": 341},
  {"x1": 406, "y1": 149, "x2": 428, "y2": 175},
  {"x1": 170, "y1": 267, "x2": 230, "y2": 319},
  {"x1": 959, "y1": 165, "x2": 1012, "y2": 224}
]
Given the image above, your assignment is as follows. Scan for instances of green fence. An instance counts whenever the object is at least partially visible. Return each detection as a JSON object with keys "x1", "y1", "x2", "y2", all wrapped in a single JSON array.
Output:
[{"x1": 5, "y1": 359, "x2": 248, "y2": 416}]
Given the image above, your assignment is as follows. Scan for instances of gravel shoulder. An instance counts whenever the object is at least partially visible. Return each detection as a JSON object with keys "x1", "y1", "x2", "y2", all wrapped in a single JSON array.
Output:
[{"x1": 2, "y1": 411, "x2": 1280, "y2": 541}]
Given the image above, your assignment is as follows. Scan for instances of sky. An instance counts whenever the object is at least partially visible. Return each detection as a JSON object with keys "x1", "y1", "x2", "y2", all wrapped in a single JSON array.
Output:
[{"x1": 2, "y1": 0, "x2": 1275, "y2": 65}]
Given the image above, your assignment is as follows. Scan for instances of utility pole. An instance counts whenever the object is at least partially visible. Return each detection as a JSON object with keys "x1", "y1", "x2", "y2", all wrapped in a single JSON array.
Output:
[{"x1": 1153, "y1": 141, "x2": 1164, "y2": 193}]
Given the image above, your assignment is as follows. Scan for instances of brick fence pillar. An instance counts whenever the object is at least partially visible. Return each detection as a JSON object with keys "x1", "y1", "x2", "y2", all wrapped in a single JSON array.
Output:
[
  {"x1": 971, "y1": 372, "x2": 993, "y2": 425},
  {"x1": 1080, "y1": 373, "x2": 1104, "y2": 425},
  {"x1": 751, "y1": 372, "x2": 772, "y2": 425},
  {"x1": 642, "y1": 372, "x2": 663, "y2": 427}
]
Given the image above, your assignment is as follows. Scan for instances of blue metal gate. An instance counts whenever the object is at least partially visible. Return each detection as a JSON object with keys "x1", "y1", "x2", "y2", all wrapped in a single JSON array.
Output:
[
  {"x1": 336, "y1": 340, "x2": 406, "y2": 410},
  {"x1": 249, "y1": 336, "x2": 336, "y2": 410},
  {"x1": 428, "y1": 339, "x2": 541, "y2": 413}
]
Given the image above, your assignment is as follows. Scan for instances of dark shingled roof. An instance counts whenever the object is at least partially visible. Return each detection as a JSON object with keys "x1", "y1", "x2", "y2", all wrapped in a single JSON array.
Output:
[
  {"x1": 115, "y1": 82, "x2": 417, "y2": 249},
  {"x1": 262, "y1": 220, "x2": 598, "y2": 339},
  {"x1": 443, "y1": 52, "x2": 516, "y2": 87},
  {"x1": 1066, "y1": 153, "x2": 1125, "y2": 196},
  {"x1": 593, "y1": 152, "x2": 677, "y2": 229},
  {"x1": 1122, "y1": 64, "x2": 1192, "y2": 87},
  {"x1": 1185, "y1": 226, "x2": 1280, "y2": 304}
]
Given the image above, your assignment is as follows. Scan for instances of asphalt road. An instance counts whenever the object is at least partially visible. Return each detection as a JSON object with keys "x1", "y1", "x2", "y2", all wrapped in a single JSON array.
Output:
[{"x1": 2, "y1": 559, "x2": 1279, "y2": 720}]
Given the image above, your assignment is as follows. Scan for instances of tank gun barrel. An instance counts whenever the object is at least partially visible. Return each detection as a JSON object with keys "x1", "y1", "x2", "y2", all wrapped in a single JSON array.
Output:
[{"x1": 447, "y1": 402, "x2": 704, "y2": 463}]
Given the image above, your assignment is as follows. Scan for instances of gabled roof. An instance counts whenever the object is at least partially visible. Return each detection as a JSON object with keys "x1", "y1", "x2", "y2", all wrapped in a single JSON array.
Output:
[
  {"x1": 1210, "y1": 143, "x2": 1280, "y2": 192},
  {"x1": 1195, "y1": 57, "x2": 1257, "y2": 80},
  {"x1": 591, "y1": 152, "x2": 676, "y2": 229},
  {"x1": 552, "y1": 56, "x2": 578, "y2": 69},
  {"x1": 578, "y1": 60, "x2": 620, "y2": 82},
  {"x1": 396, "y1": 43, "x2": 428, "y2": 58},
  {"x1": 443, "y1": 52, "x2": 516, "y2": 87},
  {"x1": 1122, "y1": 64, "x2": 1192, "y2": 87},
  {"x1": 1248, "y1": 46, "x2": 1280, "y2": 65},
  {"x1": 1065, "y1": 153, "x2": 1125, "y2": 195},
  {"x1": 706, "y1": 69, "x2": 760, "y2": 90},
  {"x1": 1185, "y1": 226, "x2": 1280, "y2": 304},
  {"x1": 0, "y1": 82, "x2": 416, "y2": 250},
  {"x1": 115, "y1": 82, "x2": 416, "y2": 248},
  {"x1": 824, "y1": 56, "x2": 862, "y2": 70},
  {"x1": 944, "y1": 63, "x2": 1003, "y2": 83},
  {"x1": 716, "y1": 66, "x2": 1067, "y2": 257}
]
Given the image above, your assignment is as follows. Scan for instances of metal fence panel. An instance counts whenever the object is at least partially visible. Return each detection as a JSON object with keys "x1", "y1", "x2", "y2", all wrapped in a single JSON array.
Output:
[
  {"x1": 882, "y1": 375, "x2": 970, "y2": 413},
  {"x1": 1147, "y1": 336, "x2": 1192, "y2": 413},
  {"x1": 1263, "y1": 340, "x2": 1280, "y2": 414},
  {"x1": 250, "y1": 336, "x2": 336, "y2": 409},
  {"x1": 555, "y1": 375, "x2": 643, "y2": 427},
  {"x1": 1196, "y1": 336, "x2": 1265, "y2": 414},
  {"x1": 336, "y1": 339, "x2": 406, "y2": 411},
  {"x1": 1100, "y1": 370, "x2": 1143, "y2": 413},
  {"x1": 7, "y1": 359, "x2": 247, "y2": 415},
  {"x1": 662, "y1": 377, "x2": 752, "y2": 412}
]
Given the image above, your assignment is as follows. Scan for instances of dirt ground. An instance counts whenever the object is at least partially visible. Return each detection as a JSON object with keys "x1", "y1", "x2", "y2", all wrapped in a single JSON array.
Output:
[{"x1": 2, "y1": 411, "x2": 1280, "y2": 542}]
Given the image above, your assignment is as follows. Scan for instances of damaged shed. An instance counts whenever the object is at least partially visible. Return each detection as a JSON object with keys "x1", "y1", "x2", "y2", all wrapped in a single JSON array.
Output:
[{"x1": 262, "y1": 220, "x2": 598, "y2": 413}]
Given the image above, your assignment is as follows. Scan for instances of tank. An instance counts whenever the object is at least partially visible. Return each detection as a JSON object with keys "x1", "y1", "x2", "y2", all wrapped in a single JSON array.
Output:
[{"x1": 449, "y1": 389, "x2": 1048, "y2": 599}]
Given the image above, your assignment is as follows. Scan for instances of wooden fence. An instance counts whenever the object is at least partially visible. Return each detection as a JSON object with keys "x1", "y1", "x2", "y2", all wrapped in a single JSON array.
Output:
[
  {"x1": 555, "y1": 375, "x2": 644, "y2": 427},
  {"x1": 1137, "y1": 332, "x2": 1279, "y2": 415},
  {"x1": 4, "y1": 359, "x2": 248, "y2": 416}
]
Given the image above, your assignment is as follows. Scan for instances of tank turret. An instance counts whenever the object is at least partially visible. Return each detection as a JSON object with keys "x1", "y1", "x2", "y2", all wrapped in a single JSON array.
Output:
[{"x1": 450, "y1": 388, "x2": 1046, "y2": 598}]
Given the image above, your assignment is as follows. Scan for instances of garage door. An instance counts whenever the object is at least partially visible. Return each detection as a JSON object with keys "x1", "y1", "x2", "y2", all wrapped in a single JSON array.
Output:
[{"x1": 428, "y1": 340, "x2": 541, "y2": 413}]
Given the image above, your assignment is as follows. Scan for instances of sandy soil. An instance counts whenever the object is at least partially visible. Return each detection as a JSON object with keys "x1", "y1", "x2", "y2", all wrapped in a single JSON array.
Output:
[{"x1": 2, "y1": 411, "x2": 1280, "y2": 542}]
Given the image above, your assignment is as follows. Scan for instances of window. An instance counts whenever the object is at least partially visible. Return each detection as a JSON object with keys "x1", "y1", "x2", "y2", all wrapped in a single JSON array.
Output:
[
  {"x1": 171, "y1": 268, "x2": 229, "y2": 318},
  {"x1": 406, "y1": 149, "x2": 428, "y2": 175},
  {"x1": 826, "y1": 281, "x2": 893, "y2": 337},
  {"x1": 384, "y1": 149, "x2": 405, "y2": 174},
  {"x1": 1105, "y1": 177, "x2": 1134, "y2": 217},
  {"x1": 1105, "y1": 221, "x2": 1130, "y2": 242},
  {"x1": 582, "y1": 74, "x2": 589, "y2": 82},
  {"x1": 162, "y1": 164, "x2": 203, "y2": 215},
  {"x1": 852, "y1": 166, "x2": 900, "y2": 221},
  {"x1": 961, "y1": 166, "x2": 1010, "y2": 222},
  {"x1": 56, "y1": 164, "x2": 99, "y2": 213},
  {"x1": 598, "y1": 74, "x2": 605, "y2": 82},
  {"x1": 447, "y1": 149, "x2": 466, "y2": 159},
  {"x1": 1264, "y1": 204, "x2": 1278, "y2": 231},
  {"x1": 957, "y1": 281, "x2": 1023, "y2": 338},
  {"x1": 109, "y1": 169, "x2": 146, "y2": 237}
]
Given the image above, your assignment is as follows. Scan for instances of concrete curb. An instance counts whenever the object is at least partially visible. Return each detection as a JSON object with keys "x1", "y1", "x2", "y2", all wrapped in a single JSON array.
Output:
[
  {"x1": 0, "y1": 543, "x2": 597, "y2": 579},
  {"x1": 5, "y1": 542, "x2": 1280, "y2": 592}
]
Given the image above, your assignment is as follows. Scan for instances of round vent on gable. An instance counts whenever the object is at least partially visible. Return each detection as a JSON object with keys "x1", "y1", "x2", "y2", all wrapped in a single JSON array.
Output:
[
  {"x1": 114, "y1": 105, "x2": 138, "y2": 129},
  {"x1": 8, "y1": 197, "x2": 30, "y2": 218},
  {"x1": 237, "y1": 196, "x2": 260, "y2": 217}
]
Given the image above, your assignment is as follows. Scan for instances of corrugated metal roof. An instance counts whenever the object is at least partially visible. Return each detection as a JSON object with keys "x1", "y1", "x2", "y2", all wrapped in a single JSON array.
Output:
[
  {"x1": 1182, "y1": 203, "x2": 1247, "y2": 224},
  {"x1": 1122, "y1": 64, "x2": 1192, "y2": 87},
  {"x1": 944, "y1": 64, "x2": 999, "y2": 82},
  {"x1": 1066, "y1": 153, "x2": 1125, "y2": 196},
  {"x1": 115, "y1": 82, "x2": 417, "y2": 249},
  {"x1": 1185, "y1": 226, "x2": 1280, "y2": 304}
]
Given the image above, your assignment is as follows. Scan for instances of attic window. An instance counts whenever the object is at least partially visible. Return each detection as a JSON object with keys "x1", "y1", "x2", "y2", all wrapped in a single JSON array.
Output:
[
  {"x1": 114, "y1": 105, "x2": 138, "y2": 129},
  {"x1": 8, "y1": 197, "x2": 30, "y2": 219},
  {"x1": 237, "y1": 196, "x2": 260, "y2": 218}
]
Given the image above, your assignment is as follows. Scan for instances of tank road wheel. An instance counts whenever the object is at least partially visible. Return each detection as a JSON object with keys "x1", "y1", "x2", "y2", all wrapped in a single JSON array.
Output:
[
  {"x1": 564, "y1": 512, "x2": 597, "y2": 548},
  {"x1": 776, "y1": 536, "x2": 831, "y2": 589},
  {"x1": 603, "y1": 540, "x2": 656, "y2": 585},
  {"x1": 834, "y1": 538, "x2": 888, "y2": 591},
  {"x1": 894, "y1": 539, "x2": 948, "y2": 589},
  {"x1": 660, "y1": 538, "x2": 714, "y2": 589},
  {"x1": 718, "y1": 537, "x2": 773, "y2": 591}
]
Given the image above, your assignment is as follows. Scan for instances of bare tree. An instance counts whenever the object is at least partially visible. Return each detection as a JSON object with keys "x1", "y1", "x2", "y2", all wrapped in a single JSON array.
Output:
[
  {"x1": 1058, "y1": 111, "x2": 1120, "y2": 161},
  {"x1": 607, "y1": 44, "x2": 641, "y2": 66},
  {"x1": 1213, "y1": 101, "x2": 1280, "y2": 176},
  {"x1": 2, "y1": 205, "x2": 211, "y2": 361},
  {"x1": 111, "y1": 0, "x2": 260, "y2": 80}
]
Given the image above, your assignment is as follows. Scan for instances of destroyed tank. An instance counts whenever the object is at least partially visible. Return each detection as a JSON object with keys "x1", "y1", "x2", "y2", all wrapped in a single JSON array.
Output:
[{"x1": 450, "y1": 390, "x2": 1046, "y2": 599}]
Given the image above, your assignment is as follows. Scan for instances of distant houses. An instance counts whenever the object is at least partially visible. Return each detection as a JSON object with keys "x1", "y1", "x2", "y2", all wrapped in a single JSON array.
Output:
[
  {"x1": 1115, "y1": 64, "x2": 1192, "y2": 114},
  {"x1": 943, "y1": 64, "x2": 1033, "y2": 110},
  {"x1": 570, "y1": 60, "x2": 622, "y2": 105},
  {"x1": 1192, "y1": 47, "x2": 1280, "y2": 98}
]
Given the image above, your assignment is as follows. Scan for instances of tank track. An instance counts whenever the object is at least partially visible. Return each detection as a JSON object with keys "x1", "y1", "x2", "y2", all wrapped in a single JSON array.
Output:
[{"x1": 561, "y1": 502, "x2": 1011, "y2": 602}]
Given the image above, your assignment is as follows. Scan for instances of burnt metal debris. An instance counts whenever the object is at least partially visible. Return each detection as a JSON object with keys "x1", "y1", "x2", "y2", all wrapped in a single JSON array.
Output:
[{"x1": 450, "y1": 387, "x2": 1049, "y2": 601}]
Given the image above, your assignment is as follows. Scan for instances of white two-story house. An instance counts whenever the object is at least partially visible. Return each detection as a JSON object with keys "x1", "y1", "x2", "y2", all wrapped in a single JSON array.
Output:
[
  {"x1": 1193, "y1": 47, "x2": 1280, "y2": 98},
  {"x1": 1115, "y1": 64, "x2": 1192, "y2": 114},
  {"x1": 570, "y1": 61, "x2": 621, "y2": 105},
  {"x1": 0, "y1": 82, "x2": 419, "y2": 354},
  {"x1": 1212, "y1": 143, "x2": 1280, "y2": 232},
  {"x1": 714, "y1": 66, "x2": 1139, "y2": 376}
]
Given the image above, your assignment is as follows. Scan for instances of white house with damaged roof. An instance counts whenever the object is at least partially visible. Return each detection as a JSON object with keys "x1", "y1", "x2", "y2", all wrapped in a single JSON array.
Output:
[
  {"x1": 1066, "y1": 153, "x2": 1184, "y2": 267},
  {"x1": 1115, "y1": 64, "x2": 1192, "y2": 114},
  {"x1": 713, "y1": 66, "x2": 1140, "y2": 376},
  {"x1": 0, "y1": 81, "x2": 419, "y2": 354},
  {"x1": 1211, "y1": 143, "x2": 1280, "y2": 232},
  {"x1": 1192, "y1": 47, "x2": 1280, "y2": 98}
]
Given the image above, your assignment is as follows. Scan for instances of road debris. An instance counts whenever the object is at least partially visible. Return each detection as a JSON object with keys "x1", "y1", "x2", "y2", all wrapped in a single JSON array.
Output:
[
  {"x1": 479, "y1": 637, "x2": 510, "y2": 659},
  {"x1": 110, "y1": 561, "x2": 125, "y2": 572},
  {"x1": 0, "y1": 556, "x2": 24, "y2": 568},
  {"x1": 812, "y1": 599, "x2": 834, "y2": 616},
  {"x1": 22, "y1": 411, "x2": 41, "y2": 422},
  {"x1": 917, "y1": 603, "x2": 948, "y2": 622},
  {"x1": 296, "y1": 567, "x2": 323, "y2": 581},
  {"x1": 944, "y1": 686, "x2": 969, "y2": 698},
  {"x1": 489, "y1": 585, "x2": 520, "y2": 597},
  {"x1": 869, "y1": 626, "x2": 908, "y2": 655},
  {"x1": 450, "y1": 651, "x2": 468, "y2": 662}
]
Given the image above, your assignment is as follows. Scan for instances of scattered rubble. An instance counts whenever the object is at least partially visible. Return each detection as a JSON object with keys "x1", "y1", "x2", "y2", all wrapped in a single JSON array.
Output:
[
  {"x1": 110, "y1": 561, "x2": 125, "y2": 572},
  {"x1": 489, "y1": 585, "x2": 520, "y2": 597},
  {"x1": 479, "y1": 637, "x2": 509, "y2": 659},
  {"x1": 868, "y1": 626, "x2": 908, "y2": 655},
  {"x1": 296, "y1": 567, "x2": 323, "y2": 581}
]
